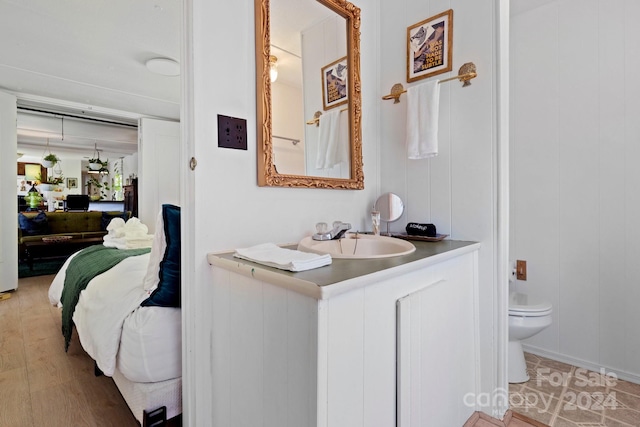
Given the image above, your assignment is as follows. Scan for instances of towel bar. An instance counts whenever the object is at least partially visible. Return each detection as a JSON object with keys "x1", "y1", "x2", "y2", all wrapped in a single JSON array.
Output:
[
  {"x1": 382, "y1": 62, "x2": 477, "y2": 103},
  {"x1": 306, "y1": 108, "x2": 348, "y2": 127}
]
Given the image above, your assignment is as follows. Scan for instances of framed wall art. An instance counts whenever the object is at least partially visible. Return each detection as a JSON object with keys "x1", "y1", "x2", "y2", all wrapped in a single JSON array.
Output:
[
  {"x1": 407, "y1": 9, "x2": 453, "y2": 83},
  {"x1": 321, "y1": 56, "x2": 348, "y2": 110},
  {"x1": 66, "y1": 177, "x2": 78, "y2": 189}
]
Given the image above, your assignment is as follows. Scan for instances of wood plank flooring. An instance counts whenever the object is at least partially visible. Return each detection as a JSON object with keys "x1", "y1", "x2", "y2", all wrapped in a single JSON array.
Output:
[
  {"x1": 0, "y1": 274, "x2": 140, "y2": 427},
  {"x1": 465, "y1": 410, "x2": 549, "y2": 427}
]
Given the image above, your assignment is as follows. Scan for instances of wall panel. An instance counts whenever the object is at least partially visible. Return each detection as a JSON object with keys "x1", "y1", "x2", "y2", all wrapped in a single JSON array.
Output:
[{"x1": 511, "y1": 0, "x2": 640, "y2": 381}]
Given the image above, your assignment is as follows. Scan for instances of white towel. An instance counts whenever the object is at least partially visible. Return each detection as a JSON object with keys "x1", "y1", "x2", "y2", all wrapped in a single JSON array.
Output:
[
  {"x1": 106, "y1": 217, "x2": 125, "y2": 235},
  {"x1": 406, "y1": 80, "x2": 440, "y2": 159},
  {"x1": 103, "y1": 217, "x2": 153, "y2": 249},
  {"x1": 234, "y1": 243, "x2": 332, "y2": 272},
  {"x1": 316, "y1": 110, "x2": 348, "y2": 169}
]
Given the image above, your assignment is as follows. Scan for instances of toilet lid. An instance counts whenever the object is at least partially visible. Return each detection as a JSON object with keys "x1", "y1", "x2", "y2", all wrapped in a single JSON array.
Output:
[{"x1": 509, "y1": 292, "x2": 552, "y2": 315}]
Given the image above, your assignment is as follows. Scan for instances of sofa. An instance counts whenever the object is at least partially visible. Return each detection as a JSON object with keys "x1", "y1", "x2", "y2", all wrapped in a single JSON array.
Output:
[{"x1": 18, "y1": 210, "x2": 131, "y2": 261}]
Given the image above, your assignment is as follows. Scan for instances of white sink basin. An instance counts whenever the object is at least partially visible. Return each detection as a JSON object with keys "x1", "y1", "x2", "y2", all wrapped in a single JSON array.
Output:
[{"x1": 297, "y1": 233, "x2": 416, "y2": 259}]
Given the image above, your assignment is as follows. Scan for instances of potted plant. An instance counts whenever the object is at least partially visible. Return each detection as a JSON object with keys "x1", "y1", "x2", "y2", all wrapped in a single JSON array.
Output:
[
  {"x1": 37, "y1": 173, "x2": 64, "y2": 192},
  {"x1": 88, "y1": 143, "x2": 109, "y2": 171},
  {"x1": 88, "y1": 157, "x2": 109, "y2": 171},
  {"x1": 41, "y1": 153, "x2": 60, "y2": 168},
  {"x1": 88, "y1": 157, "x2": 103, "y2": 171},
  {"x1": 86, "y1": 175, "x2": 111, "y2": 200}
]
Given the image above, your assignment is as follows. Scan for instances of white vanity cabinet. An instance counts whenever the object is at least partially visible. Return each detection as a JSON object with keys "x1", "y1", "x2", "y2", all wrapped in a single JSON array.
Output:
[{"x1": 207, "y1": 241, "x2": 481, "y2": 427}]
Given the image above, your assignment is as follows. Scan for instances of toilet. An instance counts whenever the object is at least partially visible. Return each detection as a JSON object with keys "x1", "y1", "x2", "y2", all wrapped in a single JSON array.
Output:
[{"x1": 508, "y1": 292, "x2": 553, "y2": 383}]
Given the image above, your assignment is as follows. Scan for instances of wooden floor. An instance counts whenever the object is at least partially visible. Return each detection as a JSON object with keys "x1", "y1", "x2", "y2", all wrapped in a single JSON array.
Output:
[
  {"x1": 0, "y1": 274, "x2": 141, "y2": 426},
  {"x1": 466, "y1": 410, "x2": 549, "y2": 427}
]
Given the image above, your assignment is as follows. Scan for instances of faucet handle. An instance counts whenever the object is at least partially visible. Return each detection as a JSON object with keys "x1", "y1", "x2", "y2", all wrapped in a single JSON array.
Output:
[
  {"x1": 333, "y1": 221, "x2": 345, "y2": 228},
  {"x1": 316, "y1": 222, "x2": 328, "y2": 233}
]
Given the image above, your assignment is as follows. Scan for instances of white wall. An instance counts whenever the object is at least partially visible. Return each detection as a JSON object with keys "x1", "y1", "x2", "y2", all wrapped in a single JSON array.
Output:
[
  {"x1": 185, "y1": 0, "x2": 380, "y2": 423},
  {"x1": 139, "y1": 118, "x2": 181, "y2": 232},
  {"x1": 122, "y1": 152, "x2": 138, "y2": 182},
  {"x1": 378, "y1": 0, "x2": 500, "y2": 412},
  {"x1": 184, "y1": 0, "x2": 503, "y2": 422},
  {"x1": 511, "y1": 0, "x2": 640, "y2": 382},
  {"x1": 272, "y1": 81, "x2": 305, "y2": 175},
  {"x1": 302, "y1": 15, "x2": 349, "y2": 178},
  {"x1": 59, "y1": 159, "x2": 82, "y2": 195}
]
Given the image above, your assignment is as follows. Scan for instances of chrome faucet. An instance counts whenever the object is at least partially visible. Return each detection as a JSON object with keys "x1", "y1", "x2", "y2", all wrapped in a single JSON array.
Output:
[{"x1": 312, "y1": 221, "x2": 352, "y2": 241}]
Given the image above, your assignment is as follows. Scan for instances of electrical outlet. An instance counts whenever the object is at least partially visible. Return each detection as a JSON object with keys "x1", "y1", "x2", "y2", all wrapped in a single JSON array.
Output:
[
  {"x1": 217, "y1": 115, "x2": 247, "y2": 150},
  {"x1": 516, "y1": 260, "x2": 527, "y2": 281}
]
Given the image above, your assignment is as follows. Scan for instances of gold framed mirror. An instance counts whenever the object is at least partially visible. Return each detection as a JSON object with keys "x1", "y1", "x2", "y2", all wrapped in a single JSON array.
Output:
[{"x1": 255, "y1": 0, "x2": 363, "y2": 189}]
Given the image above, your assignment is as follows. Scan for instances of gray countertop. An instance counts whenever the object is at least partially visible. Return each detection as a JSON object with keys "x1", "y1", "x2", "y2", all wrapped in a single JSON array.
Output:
[{"x1": 208, "y1": 239, "x2": 480, "y2": 300}]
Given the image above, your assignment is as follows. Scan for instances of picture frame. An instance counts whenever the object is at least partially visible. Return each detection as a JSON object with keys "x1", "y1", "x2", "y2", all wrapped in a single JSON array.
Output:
[
  {"x1": 66, "y1": 177, "x2": 78, "y2": 189},
  {"x1": 321, "y1": 56, "x2": 348, "y2": 110},
  {"x1": 407, "y1": 9, "x2": 453, "y2": 83}
]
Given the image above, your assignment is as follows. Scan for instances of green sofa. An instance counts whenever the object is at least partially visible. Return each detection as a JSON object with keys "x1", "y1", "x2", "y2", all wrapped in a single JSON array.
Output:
[{"x1": 18, "y1": 210, "x2": 131, "y2": 260}]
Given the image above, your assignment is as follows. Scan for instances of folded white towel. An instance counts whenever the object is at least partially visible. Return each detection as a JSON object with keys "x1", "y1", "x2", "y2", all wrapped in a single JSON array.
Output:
[
  {"x1": 106, "y1": 217, "x2": 126, "y2": 232},
  {"x1": 122, "y1": 217, "x2": 149, "y2": 237},
  {"x1": 406, "y1": 80, "x2": 440, "y2": 159},
  {"x1": 103, "y1": 236, "x2": 127, "y2": 249},
  {"x1": 234, "y1": 243, "x2": 332, "y2": 272},
  {"x1": 316, "y1": 110, "x2": 348, "y2": 169},
  {"x1": 103, "y1": 234, "x2": 154, "y2": 249}
]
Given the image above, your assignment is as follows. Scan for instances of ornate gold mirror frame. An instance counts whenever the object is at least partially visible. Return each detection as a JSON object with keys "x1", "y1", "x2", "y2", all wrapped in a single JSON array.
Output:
[{"x1": 255, "y1": 0, "x2": 364, "y2": 189}]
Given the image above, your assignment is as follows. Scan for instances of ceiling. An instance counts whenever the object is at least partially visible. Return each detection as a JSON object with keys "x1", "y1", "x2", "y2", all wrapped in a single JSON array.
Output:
[
  {"x1": 270, "y1": 0, "x2": 337, "y2": 89},
  {"x1": 0, "y1": 0, "x2": 181, "y2": 160}
]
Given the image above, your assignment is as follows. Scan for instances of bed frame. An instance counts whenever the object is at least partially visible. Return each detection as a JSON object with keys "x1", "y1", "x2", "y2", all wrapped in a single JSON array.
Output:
[
  {"x1": 95, "y1": 362, "x2": 181, "y2": 425},
  {"x1": 111, "y1": 368, "x2": 182, "y2": 425}
]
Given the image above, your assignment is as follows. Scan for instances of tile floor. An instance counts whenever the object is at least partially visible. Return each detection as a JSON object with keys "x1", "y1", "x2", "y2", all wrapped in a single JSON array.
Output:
[{"x1": 509, "y1": 352, "x2": 640, "y2": 427}]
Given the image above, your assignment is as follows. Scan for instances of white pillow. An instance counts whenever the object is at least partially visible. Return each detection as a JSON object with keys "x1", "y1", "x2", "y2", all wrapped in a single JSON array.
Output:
[{"x1": 142, "y1": 210, "x2": 167, "y2": 292}]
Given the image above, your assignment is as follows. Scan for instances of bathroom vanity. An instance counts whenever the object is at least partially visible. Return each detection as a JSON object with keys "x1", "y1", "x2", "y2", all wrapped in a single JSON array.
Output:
[{"x1": 207, "y1": 239, "x2": 481, "y2": 426}]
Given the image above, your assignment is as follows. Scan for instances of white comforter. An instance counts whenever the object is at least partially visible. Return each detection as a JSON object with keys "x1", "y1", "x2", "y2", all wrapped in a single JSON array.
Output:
[{"x1": 49, "y1": 251, "x2": 151, "y2": 377}]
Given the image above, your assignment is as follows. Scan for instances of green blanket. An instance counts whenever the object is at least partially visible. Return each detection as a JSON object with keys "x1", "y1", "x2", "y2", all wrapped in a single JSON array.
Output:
[{"x1": 60, "y1": 245, "x2": 151, "y2": 351}]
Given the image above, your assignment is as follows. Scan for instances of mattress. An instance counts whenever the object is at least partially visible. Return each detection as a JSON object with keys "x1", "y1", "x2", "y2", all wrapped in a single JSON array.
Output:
[
  {"x1": 112, "y1": 367, "x2": 182, "y2": 424},
  {"x1": 118, "y1": 306, "x2": 182, "y2": 383}
]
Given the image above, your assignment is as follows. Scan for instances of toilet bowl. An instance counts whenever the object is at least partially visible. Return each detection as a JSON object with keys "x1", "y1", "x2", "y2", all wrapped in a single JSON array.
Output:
[{"x1": 508, "y1": 292, "x2": 552, "y2": 383}]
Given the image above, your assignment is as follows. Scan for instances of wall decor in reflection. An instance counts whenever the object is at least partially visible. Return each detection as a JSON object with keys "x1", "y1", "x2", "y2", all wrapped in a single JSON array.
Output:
[{"x1": 321, "y1": 56, "x2": 348, "y2": 110}]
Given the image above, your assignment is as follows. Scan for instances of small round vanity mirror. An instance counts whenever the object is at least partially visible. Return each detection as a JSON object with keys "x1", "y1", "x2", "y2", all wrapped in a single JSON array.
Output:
[{"x1": 374, "y1": 192, "x2": 404, "y2": 235}]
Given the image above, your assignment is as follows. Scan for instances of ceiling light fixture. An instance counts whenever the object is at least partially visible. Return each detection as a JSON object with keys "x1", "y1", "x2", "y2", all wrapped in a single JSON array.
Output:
[
  {"x1": 145, "y1": 57, "x2": 180, "y2": 76},
  {"x1": 269, "y1": 55, "x2": 278, "y2": 83}
]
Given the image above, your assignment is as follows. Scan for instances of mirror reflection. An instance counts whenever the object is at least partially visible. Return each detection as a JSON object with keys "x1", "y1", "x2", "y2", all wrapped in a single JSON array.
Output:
[
  {"x1": 256, "y1": 0, "x2": 363, "y2": 189},
  {"x1": 375, "y1": 193, "x2": 405, "y2": 235},
  {"x1": 271, "y1": 1, "x2": 347, "y2": 178}
]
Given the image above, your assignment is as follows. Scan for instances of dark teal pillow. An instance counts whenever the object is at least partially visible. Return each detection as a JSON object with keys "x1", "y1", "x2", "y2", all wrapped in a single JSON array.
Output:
[
  {"x1": 18, "y1": 211, "x2": 50, "y2": 236},
  {"x1": 142, "y1": 204, "x2": 181, "y2": 307},
  {"x1": 101, "y1": 211, "x2": 129, "y2": 230}
]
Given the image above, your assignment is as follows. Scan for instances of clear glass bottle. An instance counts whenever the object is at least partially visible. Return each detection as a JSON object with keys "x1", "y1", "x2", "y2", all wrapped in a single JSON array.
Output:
[{"x1": 371, "y1": 210, "x2": 380, "y2": 236}]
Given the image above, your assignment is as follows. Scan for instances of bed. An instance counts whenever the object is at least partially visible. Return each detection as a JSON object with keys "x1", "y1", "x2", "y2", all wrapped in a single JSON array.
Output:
[{"x1": 48, "y1": 205, "x2": 182, "y2": 425}]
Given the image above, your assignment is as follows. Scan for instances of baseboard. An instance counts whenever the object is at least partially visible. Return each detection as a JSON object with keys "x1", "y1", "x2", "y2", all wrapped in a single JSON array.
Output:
[{"x1": 522, "y1": 344, "x2": 640, "y2": 384}]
